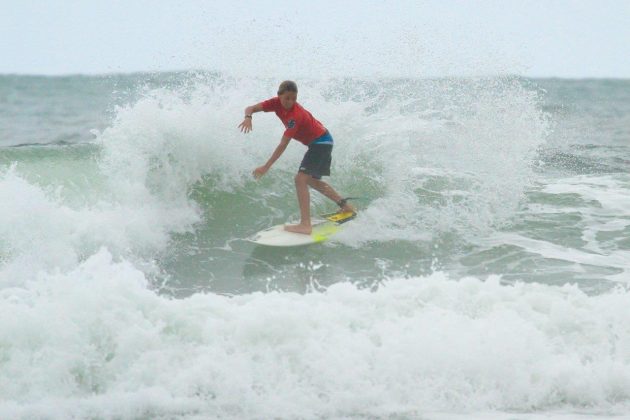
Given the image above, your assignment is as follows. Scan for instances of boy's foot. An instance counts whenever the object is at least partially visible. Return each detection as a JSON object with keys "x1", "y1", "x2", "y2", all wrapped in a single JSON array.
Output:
[
  {"x1": 284, "y1": 224, "x2": 312, "y2": 235},
  {"x1": 339, "y1": 203, "x2": 357, "y2": 214}
]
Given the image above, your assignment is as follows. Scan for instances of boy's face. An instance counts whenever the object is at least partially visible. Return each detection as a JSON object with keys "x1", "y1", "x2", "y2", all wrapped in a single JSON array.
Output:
[{"x1": 279, "y1": 91, "x2": 297, "y2": 110}]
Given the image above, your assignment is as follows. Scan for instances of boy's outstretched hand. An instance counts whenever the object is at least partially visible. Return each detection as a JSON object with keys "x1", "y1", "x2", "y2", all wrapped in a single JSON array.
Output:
[
  {"x1": 252, "y1": 165, "x2": 268, "y2": 179},
  {"x1": 238, "y1": 118, "x2": 253, "y2": 133}
]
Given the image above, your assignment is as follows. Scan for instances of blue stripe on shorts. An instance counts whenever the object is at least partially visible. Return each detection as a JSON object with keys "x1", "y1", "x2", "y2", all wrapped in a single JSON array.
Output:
[{"x1": 311, "y1": 131, "x2": 334, "y2": 145}]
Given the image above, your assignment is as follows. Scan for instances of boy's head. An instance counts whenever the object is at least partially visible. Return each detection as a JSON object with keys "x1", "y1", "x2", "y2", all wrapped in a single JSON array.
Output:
[{"x1": 277, "y1": 80, "x2": 297, "y2": 110}]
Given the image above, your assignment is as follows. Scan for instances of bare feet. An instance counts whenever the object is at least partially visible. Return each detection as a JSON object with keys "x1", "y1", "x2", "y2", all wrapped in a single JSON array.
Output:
[
  {"x1": 284, "y1": 224, "x2": 312, "y2": 235},
  {"x1": 340, "y1": 203, "x2": 357, "y2": 214}
]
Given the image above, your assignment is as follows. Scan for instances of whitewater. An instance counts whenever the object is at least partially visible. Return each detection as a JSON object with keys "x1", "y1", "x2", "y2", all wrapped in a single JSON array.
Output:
[{"x1": 1, "y1": 73, "x2": 629, "y2": 419}]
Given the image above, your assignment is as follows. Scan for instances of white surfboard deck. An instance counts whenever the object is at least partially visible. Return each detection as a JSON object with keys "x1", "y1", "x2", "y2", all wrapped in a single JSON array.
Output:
[{"x1": 247, "y1": 212, "x2": 355, "y2": 247}]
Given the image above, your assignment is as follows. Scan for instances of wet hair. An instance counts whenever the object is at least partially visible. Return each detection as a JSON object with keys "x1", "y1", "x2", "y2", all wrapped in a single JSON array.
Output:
[{"x1": 277, "y1": 80, "x2": 298, "y2": 95}]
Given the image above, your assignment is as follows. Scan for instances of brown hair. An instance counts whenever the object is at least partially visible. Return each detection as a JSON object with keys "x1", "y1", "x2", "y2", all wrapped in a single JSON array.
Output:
[{"x1": 277, "y1": 80, "x2": 298, "y2": 95}]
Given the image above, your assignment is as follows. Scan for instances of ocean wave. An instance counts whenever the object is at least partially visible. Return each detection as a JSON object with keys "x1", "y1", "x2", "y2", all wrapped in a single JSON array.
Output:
[{"x1": 1, "y1": 249, "x2": 629, "y2": 418}]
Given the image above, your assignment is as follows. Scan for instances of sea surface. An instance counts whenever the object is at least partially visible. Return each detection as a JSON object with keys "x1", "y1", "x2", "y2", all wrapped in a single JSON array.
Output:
[{"x1": 1, "y1": 73, "x2": 629, "y2": 419}]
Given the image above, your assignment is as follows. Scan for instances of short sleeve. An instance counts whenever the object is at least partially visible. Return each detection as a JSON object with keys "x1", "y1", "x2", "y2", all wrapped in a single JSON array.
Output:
[{"x1": 261, "y1": 97, "x2": 280, "y2": 112}]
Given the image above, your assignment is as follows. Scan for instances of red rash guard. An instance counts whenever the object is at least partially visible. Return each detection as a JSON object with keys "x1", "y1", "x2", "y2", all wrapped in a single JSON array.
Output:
[{"x1": 261, "y1": 97, "x2": 327, "y2": 145}]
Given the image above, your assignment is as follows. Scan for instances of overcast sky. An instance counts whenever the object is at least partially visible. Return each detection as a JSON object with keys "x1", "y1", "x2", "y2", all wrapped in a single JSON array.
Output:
[{"x1": 2, "y1": 0, "x2": 629, "y2": 78}]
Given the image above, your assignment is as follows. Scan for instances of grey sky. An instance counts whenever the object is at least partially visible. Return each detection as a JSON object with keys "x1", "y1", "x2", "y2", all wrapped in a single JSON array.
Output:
[{"x1": 2, "y1": 0, "x2": 629, "y2": 77}]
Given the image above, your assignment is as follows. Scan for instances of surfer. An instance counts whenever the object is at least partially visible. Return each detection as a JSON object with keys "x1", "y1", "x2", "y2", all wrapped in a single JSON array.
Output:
[{"x1": 238, "y1": 80, "x2": 356, "y2": 235}]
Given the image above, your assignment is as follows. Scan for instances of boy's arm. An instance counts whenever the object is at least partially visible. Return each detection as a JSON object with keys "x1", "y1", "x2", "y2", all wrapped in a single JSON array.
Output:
[
  {"x1": 253, "y1": 136, "x2": 291, "y2": 179},
  {"x1": 238, "y1": 103, "x2": 264, "y2": 133},
  {"x1": 244, "y1": 103, "x2": 264, "y2": 116}
]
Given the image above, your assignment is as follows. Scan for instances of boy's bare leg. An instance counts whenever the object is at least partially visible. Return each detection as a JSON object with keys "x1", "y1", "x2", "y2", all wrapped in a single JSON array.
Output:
[
  {"x1": 307, "y1": 177, "x2": 356, "y2": 213},
  {"x1": 285, "y1": 172, "x2": 312, "y2": 234}
]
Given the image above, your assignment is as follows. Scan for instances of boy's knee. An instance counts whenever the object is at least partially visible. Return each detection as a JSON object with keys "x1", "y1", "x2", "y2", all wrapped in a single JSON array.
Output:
[{"x1": 295, "y1": 172, "x2": 310, "y2": 185}]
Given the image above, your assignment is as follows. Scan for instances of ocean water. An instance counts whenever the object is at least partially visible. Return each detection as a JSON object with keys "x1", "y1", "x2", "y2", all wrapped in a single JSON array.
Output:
[{"x1": 1, "y1": 73, "x2": 629, "y2": 419}]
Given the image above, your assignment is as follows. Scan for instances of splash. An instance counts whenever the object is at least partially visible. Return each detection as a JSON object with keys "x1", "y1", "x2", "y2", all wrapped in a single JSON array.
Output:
[{"x1": 94, "y1": 74, "x2": 549, "y2": 246}]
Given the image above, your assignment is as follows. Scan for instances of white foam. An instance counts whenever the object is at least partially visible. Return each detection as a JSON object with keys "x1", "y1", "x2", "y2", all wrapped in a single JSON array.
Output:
[
  {"x1": 541, "y1": 174, "x2": 630, "y2": 215},
  {"x1": 0, "y1": 164, "x2": 198, "y2": 286},
  {"x1": 1, "y1": 250, "x2": 629, "y2": 418},
  {"x1": 483, "y1": 232, "x2": 630, "y2": 275},
  {"x1": 479, "y1": 174, "x2": 630, "y2": 280}
]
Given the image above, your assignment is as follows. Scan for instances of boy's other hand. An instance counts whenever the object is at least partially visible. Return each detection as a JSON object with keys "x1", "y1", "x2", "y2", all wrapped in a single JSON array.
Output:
[
  {"x1": 238, "y1": 118, "x2": 253, "y2": 133},
  {"x1": 252, "y1": 166, "x2": 268, "y2": 179}
]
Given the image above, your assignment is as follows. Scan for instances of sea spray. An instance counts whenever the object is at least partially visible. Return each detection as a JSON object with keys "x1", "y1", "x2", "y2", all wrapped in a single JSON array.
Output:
[{"x1": 95, "y1": 75, "x2": 549, "y2": 246}]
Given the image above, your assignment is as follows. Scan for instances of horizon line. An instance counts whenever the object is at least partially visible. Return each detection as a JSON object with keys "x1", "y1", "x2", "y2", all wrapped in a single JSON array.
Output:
[{"x1": 1, "y1": 69, "x2": 629, "y2": 81}]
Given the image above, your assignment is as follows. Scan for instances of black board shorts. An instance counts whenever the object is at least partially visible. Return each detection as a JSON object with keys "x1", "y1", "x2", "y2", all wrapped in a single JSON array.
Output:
[{"x1": 299, "y1": 143, "x2": 332, "y2": 179}]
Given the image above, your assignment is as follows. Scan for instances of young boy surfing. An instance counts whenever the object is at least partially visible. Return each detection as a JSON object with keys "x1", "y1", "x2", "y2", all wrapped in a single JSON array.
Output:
[{"x1": 238, "y1": 80, "x2": 355, "y2": 235}]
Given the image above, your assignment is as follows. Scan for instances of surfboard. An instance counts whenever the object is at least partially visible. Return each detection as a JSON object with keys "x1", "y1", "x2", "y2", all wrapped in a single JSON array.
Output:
[{"x1": 247, "y1": 211, "x2": 356, "y2": 247}]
